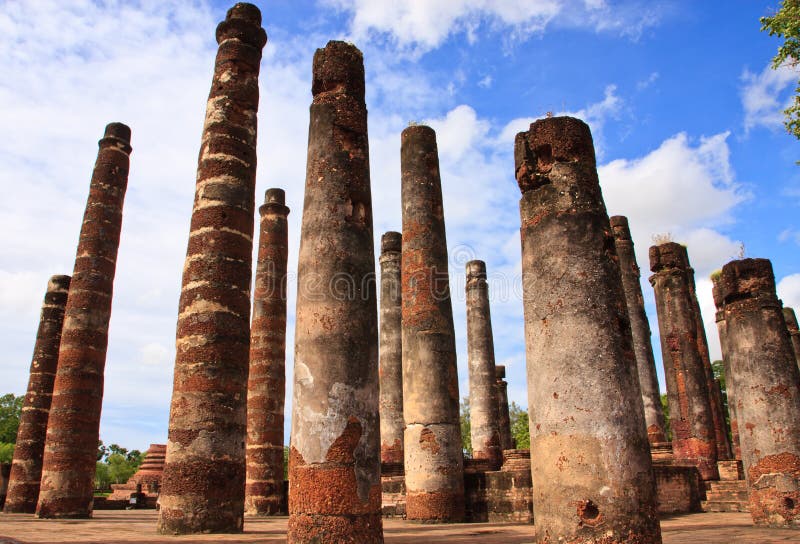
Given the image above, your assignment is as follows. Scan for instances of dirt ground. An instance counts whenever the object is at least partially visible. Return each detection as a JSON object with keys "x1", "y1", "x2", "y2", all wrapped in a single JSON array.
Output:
[{"x1": 0, "y1": 511, "x2": 798, "y2": 543}]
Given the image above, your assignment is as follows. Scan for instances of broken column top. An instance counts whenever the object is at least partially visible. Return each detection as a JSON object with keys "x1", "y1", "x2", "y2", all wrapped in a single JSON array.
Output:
[
  {"x1": 466, "y1": 260, "x2": 487, "y2": 281},
  {"x1": 784, "y1": 307, "x2": 799, "y2": 332},
  {"x1": 216, "y1": 2, "x2": 267, "y2": 47},
  {"x1": 402, "y1": 124, "x2": 436, "y2": 146},
  {"x1": 47, "y1": 275, "x2": 71, "y2": 292},
  {"x1": 260, "y1": 188, "x2": 289, "y2": 216},
  {"x1": 381, "y1": 231, "x2": 401, "y2": 254},
  {"x1": 609, "y1": 215, "x2": 631, "y2": 240},
  {"x1": 649, "y1": 242, "x2": 690, "y2": 273},
  {"x1": 719, "y1": 258, "x2": 776, "y2": 304},
  {"x1": 495, "y1": 365, "x2": 506, "y2": 379},
  {"x1": 711, "y1": 272, "x2": 724, "y2": 309},
  {"x1": 312, "y1": 40, "x2": 364, "y2": 101}
]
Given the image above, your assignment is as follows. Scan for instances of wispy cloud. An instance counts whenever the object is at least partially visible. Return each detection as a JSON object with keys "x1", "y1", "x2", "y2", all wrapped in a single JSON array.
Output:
[{"x1": 740, "y1": 62, "x2": 797, "y2": 134}]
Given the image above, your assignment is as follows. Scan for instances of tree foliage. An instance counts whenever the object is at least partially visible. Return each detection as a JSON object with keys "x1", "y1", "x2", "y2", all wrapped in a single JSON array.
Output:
[
  {"x1": 0, "y1": 393, "x2": 24, "y2": 463},
  {"x1": 94, "y1": 440, "x2": 144, "y2": 491},
  {"x1": 509, "y1": 401, "x2": 530, "y2": 450},
  {"x1": 761, "y1": 0, "x2": 800, "y2": 139},
  {"x1": 660, "y1": 393, "x2": 671, "y2": 441},
  {"x1": 460, "y1": 397, "x2": 472, "y2": 456}
]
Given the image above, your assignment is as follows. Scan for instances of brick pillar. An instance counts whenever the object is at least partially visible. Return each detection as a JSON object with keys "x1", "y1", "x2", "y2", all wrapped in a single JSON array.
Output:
[
  {"x1": 609, "y1": 216, "x2": 667, "y2": 445},
  {"x1": 379, "y1": 231, "x2": 403, "y2": 466},
  {"x1": 401, "y1": 125, "x2": 465, "y2": 522},
  {"x1": 36, "y1": 123, "x2": 131, "y2": 519},
  {"x1": 649, "y1": 243, "x2": 719, "y2": 480},
  {"x1": 157, "y1": 4, "x2": 266, "y2": 534},
  {"x1": 712, "y1": 274, "x2": 741, "y2": 461},
  {"x1": 287, "y1": 40, "x2": 383, "y2": 543},
  {"x1": 516, "y1": 117, "x2": 661, "y2": 543},
  {"x1": 245, "y1": 188, "x2": 289, "y2": 516},
  {"x1": 719, "y1": 258, "x2": 800, "y2": 528},
  {"x1": 465, "y1": 260, "x2": 502, "y2": 469},
  {"x1": 494, "y1": 366, "x2": 514, "y2": 451},
  {"x1": 783, "y1": 307, "x2": 800, "y2": 369},
  {"x1": 4, "y1": 275, "x2": 70, "y2": 513}
]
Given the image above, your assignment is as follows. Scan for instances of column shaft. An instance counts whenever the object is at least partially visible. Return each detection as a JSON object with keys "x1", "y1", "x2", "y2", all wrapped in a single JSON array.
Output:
[{"x1": 379, "y1": 232, "x2": 403, "y2": 466}]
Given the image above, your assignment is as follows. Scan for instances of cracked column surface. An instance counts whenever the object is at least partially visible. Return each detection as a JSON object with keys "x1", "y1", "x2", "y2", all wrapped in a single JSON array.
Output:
[
  {"x1": 36, "y1": 123, "x2": 131, "y2": 519},
  {"x1": 287, "y1": 40, "x2": 383, "y2": 544},
  {"x1": 4, "y1": 275, "x2": 70, "y2": 514},
  {"x1": 401, "y1": 125, "x2": 465, "y2": 523},
  {"x1": 712, "y1": 274, "x2": 741, "y2": 461},
  {"x1": 379, "y1": 231, "x2": 404, "y2": 467},
  {"x1": 157, "y1": 3, "x2": 266, "y2": 535},
  {"x1": 783, "y1": 307, "x2": 800, "y2": 369},
  {"x1": 516, "y1": 117, "x2": 661, "y2": 544},
  {"x1": 245, "y1": 188, "x2": 289, "y2": 516},
  {"x1": 466, "y1": 260, "x2": 502, "y2": 470},
  {"x1": 610, "y1": 216, "x2": 667, "y2": 446},
  {"x1": 495, "y1": 365, "x2": 514, "y2": 451},
  {"x1": 650, "y1": 243, "x2": 719, "y2": 480},
  {"x1": 720, "y1": 259, "x2": 800, "y2": 529}
]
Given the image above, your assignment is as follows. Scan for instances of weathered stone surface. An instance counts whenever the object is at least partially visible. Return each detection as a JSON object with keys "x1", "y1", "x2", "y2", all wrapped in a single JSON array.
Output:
[
  {"x1": 245, "y1": 188, "x2": 289, "y2": 516},
  {"x1": 610, "y1": 215, "x2": 667, "y2": 445},
  {"x1": 36, "y1": 122, "x2": 131, "y2": 519},
  {"x1": 516, "y1": 116, "x2": 661, "y2": 543},
  {"x1": 494, "y1": 365, "x2": 514, "y2": 451},
  {"x1": 401, "y1": 124, "x2": 465, "y2": 523},
  {"x1": 287, "y1": 40, "x2": 383, "y2": 544},
  {"x1": 783, "y1": 307, "x2": 800, "y2": 369},
  {"x1": 712, "y1": 274, "x2": 741, "y2": 461},
  {"x1": 650, "y1": 243, "x2": 719, "y2": 480},
  {"x1": 4, "y1": 276, "x2": 70, "y2": 514},
  {"x1": 157, "y1": 4, "x2": 266, "y2": 535},
  {"x1": 465, "y1": 260, "x2": 502, "y2": 470},
  {"x1": 719, "y1": 258, "x2": 800, "y2": 529},
  {"x1": 379, "y1": 231, "x2": 403, "y2": 466}
]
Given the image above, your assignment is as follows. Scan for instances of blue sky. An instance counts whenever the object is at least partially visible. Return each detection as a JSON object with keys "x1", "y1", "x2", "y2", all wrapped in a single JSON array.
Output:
[{"x1": 0, "y1": 0, "x2": 798, "y2": 451}]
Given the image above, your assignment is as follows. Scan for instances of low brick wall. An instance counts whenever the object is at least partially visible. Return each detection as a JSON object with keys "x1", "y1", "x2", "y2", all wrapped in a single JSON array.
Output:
[{"x1": 654, "y1": 464, "x2": 703, "y2": 514}]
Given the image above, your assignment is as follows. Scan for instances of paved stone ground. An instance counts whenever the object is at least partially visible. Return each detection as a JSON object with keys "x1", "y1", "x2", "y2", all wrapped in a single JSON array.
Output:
[{"x1": 0, "y1": 511, "x2": 797, "y2": 543}]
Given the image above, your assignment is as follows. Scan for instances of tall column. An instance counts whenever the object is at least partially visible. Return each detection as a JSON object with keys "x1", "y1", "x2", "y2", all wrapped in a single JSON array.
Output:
[
  {"x1": 288, "y1": 41, "x2": 383, "y2": 544},
  {"x1": 4, "y1": 275, "x2": 70, "y2": 514},
  {"x1": 649, "y1": 243, "x2": 719, "y2": 480},
  {"x1": 783, "y1": 307, "x2": 800, "y2": 367},
  {"x1": 712, "y1": 274, "x2": 741, "y2": 460},
  {"x1": 494, "y1": 365, "x2": 514, "y2": 451},
  {"x1": 516, "y1": 117, "x2": 660, "y2": 543},
  {"x1": 157, "y1": 4, "x2": 266, "y2": 535},
  {"x1": 719, "y1": 258, "x2": 800, "y2": 528},
  {"x1": 245, "y1": 188, "x2": 289, "y2": 516},
  {"x1": 36, "y1": 123, "x2": 131, "y2": 519},
  {"x1": 465, "y1": 260, "x2": 502, "y2": 469},
  {"x1": 401, "y1": 125, "x2": 465, "y2": 522},
  {"x1": 379, "y1": 231, "x2": 404, "y2": 466},
  {"x1": 609, "y1": 216, "x2": 668, "y2": 445}
]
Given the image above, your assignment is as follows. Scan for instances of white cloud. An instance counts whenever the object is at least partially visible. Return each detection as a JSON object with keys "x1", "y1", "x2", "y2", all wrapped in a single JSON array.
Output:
[
  {"x1": 778, "y1": 273, "x2": 800, "y2": 310},
  {"x1": 740, "y1": 62, "x2": 798, "y2": 134},
  {"x1": 478, "y1": 75, "x2": 493, "y2": 89},
  {"x1": 636, "y1": 71, "x2": 660, "y2": 91}
]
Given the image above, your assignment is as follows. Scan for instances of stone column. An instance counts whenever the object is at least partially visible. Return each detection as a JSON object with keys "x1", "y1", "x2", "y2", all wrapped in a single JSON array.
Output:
[
  {"x1": 287, "y1": 41, "x2": 382, "y2": 544},
  {"x1": 4, "y1": 275, "x2": 70, "y2": 514},
  {"x1": 609, "y1": 216, "x2": 668, "y2": 445},
  {"x1": 157, "y1": 4, "x2": 266, "y2": 535},
  {"x1": 401, "y1": 125, "x2": 464, "y2": 522},
  {"x1": 712, "y1": 274, "x2": 741, "y2": 461},
  {"x1": 783, "y1": 307, "x2": 800, "y2": 368},
  {"x1": 245, "y1": 188, "x2": 289, "y2": 516},
  {"x1": 379, "y1": 231, "x2": 403, "y2": 466},
  {"x1": 36, "y1": 123, "x2": 131, "y2": 519},
  {"x1": 465, "y1": 260, "x2": 502, "y2": 469},
  {"x1": 494, "y1": 366, "x2": 514, "y2": 451},
  {"x1": 649, "y1": 243, "x2": 719, "y2": 480},
  {"x1": 719, "y1": 258, "x2": 800, "y2": 528},
  {"x1": 516, "y1": 117, "x2": 660, "y2": 543}
]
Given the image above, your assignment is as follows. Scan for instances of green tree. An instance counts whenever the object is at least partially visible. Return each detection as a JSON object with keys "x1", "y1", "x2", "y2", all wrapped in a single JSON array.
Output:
[
  {"x1": 711, "y1": 359, "x2": 733, "y2": 443},
  {"x1": 0, "y1": 393, "x2": 24, "y2": 443},
  {"x1": 0, "y1": 442, "x2": 14, "y2": 464},
  {"x1": 93, "y1": 444, "x2": 145, "y2": 491},
  {"x1": 761, "y1": 0, "x2": 800, "y2": 139},
  {"x1": 509, "y1": 402, "x2": 530, "y2": 450},
  {"x1": 460, "y1": 397, "x2": 472, "y2": 456},
  {"x1": 660, "y1": 393, "x2": 671, "y2": 441}
]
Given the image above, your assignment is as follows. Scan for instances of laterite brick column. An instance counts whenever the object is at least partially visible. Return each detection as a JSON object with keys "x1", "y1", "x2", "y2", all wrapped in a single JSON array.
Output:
[
  {"x1": 379, "y1": 231, "x2": 404, "y2": 466},
  {"x1": 401, "y1": 125, "x2": 465, "y2": 522},
  {"x1": 495, "y1": 365, "x2": 514, "y2": 451},
  {"x1": 36, "y1": 123, "x2": 131, "y2": 519},
  {"x1": 784, "y1": 307, "x2": 800, "y2": 368},
  {"x1": 516, "y1": 117, "x2": 661, "y2": 543},
  {"x1": 650, "y1": 243, "x2": 719, "y2": 480},
  {"x1": 157, "y1": 4, "x2": 266, "y2": 534},
  {"x1": 719, "y1": 258, "x2": 800, "y2": 528},
  {"x1": 466, "y1": 260, "x2": 502, "y2": 469},
  {"x1": 245, "y1": 188, "x2": 289, "y2": 516},
  {"x1": 288, "y1": 41, "x2": 383, "y2": 543},
  {"x1": 712, "y1": 274, "x2": 741, "y2": 461},
  {"x1": 610, "y1": 215, "x2": 667, "y2": 445},
  {"x1": 4, "y1": 275, "x2": 70, "y2": 513}
]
